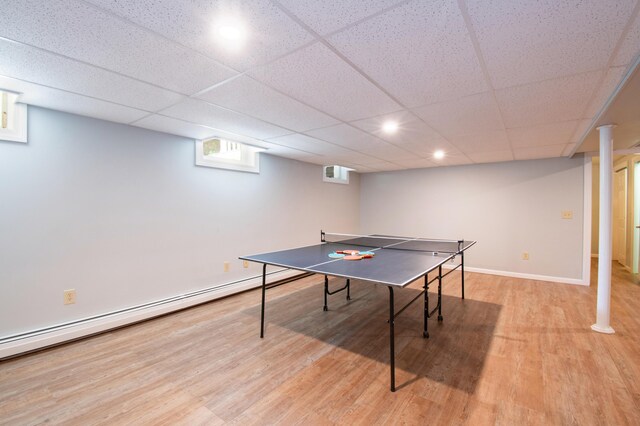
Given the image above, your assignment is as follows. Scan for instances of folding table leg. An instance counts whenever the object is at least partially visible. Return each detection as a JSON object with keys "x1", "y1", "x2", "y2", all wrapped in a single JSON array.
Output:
[
  {"x1": 438, "y1": 264, "x2": 443, "y2": 322},
  {"x1": 423, "y1": 273, "x2": 429, "y2": 338},
  {"x1": 461, "y1": 250, "x2": 465, "y2": 300},
  {"x1": 323, "y1": 275, "x2": 329, "y2": 311},
  {"x1": 260, "y1": 263, "x2": 266, "y2": 338},
  {"x1": 388, "y1": 286, "x2": 396, "y2": 392}
]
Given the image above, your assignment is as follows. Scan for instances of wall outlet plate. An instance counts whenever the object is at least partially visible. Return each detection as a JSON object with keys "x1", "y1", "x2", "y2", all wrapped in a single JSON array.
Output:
[{"x1": 63, "y1": 289, "x2": 76, "y2": 305}]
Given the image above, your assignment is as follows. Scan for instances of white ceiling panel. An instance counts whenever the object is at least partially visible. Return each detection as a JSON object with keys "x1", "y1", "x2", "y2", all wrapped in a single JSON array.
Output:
[
  {"x1": 162, "y1": 98, "x2": 291, "y2": 140},
  {"x1": 196, "y1": 75, "x2": 339, "y2": 132},
  {"x1": 613, "y1": 11, "x2": 640, "y2": 66},
  {"x1": 449, "y1": 130, "x2": 511, "y2": 153},
  {"x1": 570, "y1": 119, "x2": 593, "y2": 144},
  {"x1": 133, "y1": 115, "x2": 219, "y2": 140},
  {"x1": 265, "y1": 133, "x2": 357, "y2": 158},
  {"x1": 304, "y1": 123, "x2": 413, "y2": 159},
  {"x1": 507, "y1": 121, "x2": 578, "y2": 148},
  {"x1": 513, "y1": 144, "x2": 567, "y2": 161},
  {"x1": 467, "y1": 150, "x2": 514, "y2": 164},
  {"x1": 496, "y1": 71, "x2": 603, "y2": 128},
  {"x1": 0, "y1": 0, "x2": 236, "y2": 94},
  {"x1": 0, "y1": 76, "x2": 148, "y2": 124},
  {"x1": 327, "y1": 0, "x2": 487, "y2": 108},
  {"x1": 433, "y1": 154, "x2": 473, "y2": 167},
  {"x1": 412, "y1": 92, "x2": 504, "y2": 138},
  {"x1": 277, "y1": 0, "x2": 407, "y2": 35},
  {"x1": 249, "y1": 42, "x2": 401, "y2": 121},
  {"x1": 350, "y1": 110, "x2": 442, "y2": 145},
  {"x1": 467, "y1": 0, "x2": 636, "y2": 89},
  {"x1": 262, "y1": 148, "x2": 324, "y2": 164},
  {"x1": 584, "y1": 66, "x2": 628, "y2": 118},
  {"x1": 0, "y1": 39, "x2": 184, "y2": 112},
  {"x1": 87, "y1": 0, "x2": 315, "y2": 72},
  {"x1": 392, "y1": 157, "x2": 437, "y2": 169}
]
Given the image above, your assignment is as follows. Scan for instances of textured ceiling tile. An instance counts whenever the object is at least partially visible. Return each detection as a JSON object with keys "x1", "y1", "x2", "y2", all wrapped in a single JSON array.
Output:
[
  {"x1": 467, "y1": 150, "x2": 514, "y2": 164},
  {"x1": 86, "y1": 0, "x2": 314, "y2": 72},
  {"x1": 0, "y1": 0, "x2": 236, "y2": 94},
  {"x1": 0, "y1": 39, "x2": 184, "y2": 111},
  {"x1": 133, "y1": 115, "x2": 219, "y2": 140},
  {"x1": 613, "y1": 11, "x2": 640, "y2": 66},
  {"x1": 304, "y1": 123, "x2": 414, "y2": 160},
  {"x1": 507, "y1": 121, "x2": 578, "y2": 148},
  {"x1": 584, "y1": 66, "x2": 628, "y2": 118},
  {"x1": 327, "y1": 0, "x2": 487, "y2": 107},
  {"x1": 496, "y1": 71, "x2": 603, "y2": 128},
  {"x1": 265, "y1": 133, "x2": 356, "y2": 157},
  {"x1": 277, "y1": 0, "x2": 406, "y2": 35},
  {"x1": 466, "y1": 0, "x2": 636, "y2": 88},
  {"x1": 412, "y1": 92, "x2": 504, "y2": 138},
  {"x1": 392, "y1": 157, "x2": 437, "y2": 169},
  {"x1": 197, "y1": 75, "x2": 339, "y2": 132},
  {"x1": 449, "y1": 130, "x2": 510, "y2": 153},
  {"x1": 570, "y1": 119, "x2": 593, "y2": 144},
  {"x1": 513, "y1": 144, "x2": 567, "y2": 160},
  {"x1": 249, "y1": 42, "x2": 401, "y2": 121},
  {"x1": 0, "y1": 76, "x2": 148, "y2": 124},
  {"x1": 162, "y1": 98, "x2": 291, "y2": 139},
  {"x1": 350, "y1": 110, "x2": 442, "y2": 145}
]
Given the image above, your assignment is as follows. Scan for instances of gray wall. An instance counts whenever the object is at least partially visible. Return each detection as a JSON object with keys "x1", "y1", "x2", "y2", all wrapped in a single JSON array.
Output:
[
  {"x1": 360, "y1": 158, "x2": 585, "y2": 280},
  {"x1": 0, "y1": 107, "x2": 360, "y2": 336}
]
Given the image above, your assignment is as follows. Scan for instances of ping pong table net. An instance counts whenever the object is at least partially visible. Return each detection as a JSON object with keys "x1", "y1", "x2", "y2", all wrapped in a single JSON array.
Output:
[{"x1": 321, "y1": 232, "x2": 465, "y2": 255}]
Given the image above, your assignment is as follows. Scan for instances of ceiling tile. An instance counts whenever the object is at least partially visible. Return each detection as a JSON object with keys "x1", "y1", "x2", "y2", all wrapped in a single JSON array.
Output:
[
  {"x1": 350, "y1": 110, "x2": 442, "y2": 145},
  {"x1": 0, "y1": 0, "x2": 236, "y2": 94},
  {"x1": 507, "y1": 121, "x2": 578, "y2": 148},
  {"x1": 304, "y1": 124, "x2": 415, "y2": 160},
  {"x1": 584, "y1": 66, "x2": 628, "y2": 118},
  {"x1": 327, "y1": 0, "x2": 487, "y2": 107},
  {"x1": 513, "y1": 144, "x2": 567, "y2": 160},
  {"x1": 0, "y1": 39, "x2": 184, "y2": 112},
  {"x1": 496, "y1": 71, "x2": 603, "y2": 128},
  {"x1": 570, "y1": 119, "x2": 593, "y2": 144},
  {"x1": 562, "y1": 144, "x2": 578, "y2": 156},
  {"x1": 466, "y1": 0, "x2": 636, "y2": 88},
  {"x1": 412, "y1": 92, "x2": 504, "y2": 138},
  {"x1": 265, "y1": 133, "x2": 356, "y2": 157},
  {"x1": 277, "y1": 0, "x2": 407, "y2": 35},
  {"x1": 133, "y1": 115, "x2": 218, "y2": 140},
  {"x1": 162, "y1": 98, "x2": 291, "y2": 140},
  {"x1": 467, "y1": 150, "x2": 514, "y2": 164},
  {"x1": 196, "y1": 75, "x2": 339, "y2": 132},
  {"x1": 0, "y1": 76, "x2": 148, "y2": 124},
  {"x1": 86, "y1": 0, "x2": 315, "y2": 72},
  {"x1": 613, "y1": 11, "x2": 640, "y2": 66},
  {"x1": 262, "y1": 147, "x2": 325, "y2": 164},
  {"x1": 434, "y1": 153, "x2": 474, "y2": 167},
  {"x1": 249, "y1": 42, "x2": 401, "y2": 121},
  {"x1": 392, "y1": 158, "x2": 437, "y2": 169},
  {"x1": 449, "y1": 130, "x2": 511, "y2": 153}
]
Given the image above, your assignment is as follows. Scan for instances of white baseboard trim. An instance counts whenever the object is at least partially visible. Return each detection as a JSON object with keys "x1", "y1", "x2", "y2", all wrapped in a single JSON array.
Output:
[
  {"x1": 0, "y1": 268, "x2": 303, "y2": 360},
  {"x1": 1, "y1": 263, "x2": 589, "y2": 359},
  {"x1": 442, "y1": 263, "x2": 588, "y2": 286}
]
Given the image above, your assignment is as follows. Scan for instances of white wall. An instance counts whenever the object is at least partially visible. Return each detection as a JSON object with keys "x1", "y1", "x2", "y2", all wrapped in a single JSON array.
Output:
[
  {"x1": 0, "y1": 107, "x2": 360, "y2": 339},
  {"x1": 360, "y1": 158, "x2": 586, "y2": 281}
]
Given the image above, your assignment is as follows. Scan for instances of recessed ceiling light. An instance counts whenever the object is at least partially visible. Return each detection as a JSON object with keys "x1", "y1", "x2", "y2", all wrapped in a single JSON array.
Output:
[
  {"x1": 434, "y1": 150, "x2": 445, "y2": 160},
  {"x1": 218, "y1": 24, "x2": 243, "y2": 41},
  {"x1": 382, "y1": 120, "x2": 398, "y2": 134},
  {"x1": 214, "y1": 17, "x2": 247, "y2": 48}
]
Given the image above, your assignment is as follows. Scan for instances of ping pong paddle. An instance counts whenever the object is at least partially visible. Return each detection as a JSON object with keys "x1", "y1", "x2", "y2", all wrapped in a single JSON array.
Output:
[{"x1": 344, "y1": 255, "x2": 364, "y2": 260}]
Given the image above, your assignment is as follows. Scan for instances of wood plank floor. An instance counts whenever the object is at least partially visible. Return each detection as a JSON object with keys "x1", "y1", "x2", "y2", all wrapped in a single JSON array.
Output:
[{"x1": 1, "y1": 261, "x2": 639, "y2": 425}]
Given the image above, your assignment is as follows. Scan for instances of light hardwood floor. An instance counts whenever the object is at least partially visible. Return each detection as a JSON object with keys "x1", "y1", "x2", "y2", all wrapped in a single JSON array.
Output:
[{"x1": 1, "y1": 261, "x2": 639, "y2": 425}]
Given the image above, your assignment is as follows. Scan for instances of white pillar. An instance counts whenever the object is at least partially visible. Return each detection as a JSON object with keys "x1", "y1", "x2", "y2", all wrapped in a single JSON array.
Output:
[{"x1": 592, "y1": 124, "x2": 615, "y2": 334}]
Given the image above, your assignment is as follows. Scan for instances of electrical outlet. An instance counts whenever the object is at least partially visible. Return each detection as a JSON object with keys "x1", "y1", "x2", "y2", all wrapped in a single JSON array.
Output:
[
  {"x1": 224, "y1": 261, "x2": 230, "y2": 272},
  {"x1": 63, "y1": 289, "x2": 76, "y2": 305},
  {"x1": 243, "y1": 260, "x2": 249, "y2": 269},
  {"x1": 561, "y1": 210, "x2": 573, "y2": 219},
  {"x1": 522, "y1": 252, "x2": 530, "y2": 261}
]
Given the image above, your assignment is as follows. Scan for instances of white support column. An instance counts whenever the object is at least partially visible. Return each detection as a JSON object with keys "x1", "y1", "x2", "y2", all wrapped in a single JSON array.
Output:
[{"x1": 592, "y1": 124, "x2": 615, "y2": 334}]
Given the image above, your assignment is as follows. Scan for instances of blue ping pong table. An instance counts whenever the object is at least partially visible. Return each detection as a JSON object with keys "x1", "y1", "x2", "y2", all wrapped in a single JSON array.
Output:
[{"x1": 240, "y1": 231, "x2": 476, "y2": 392}]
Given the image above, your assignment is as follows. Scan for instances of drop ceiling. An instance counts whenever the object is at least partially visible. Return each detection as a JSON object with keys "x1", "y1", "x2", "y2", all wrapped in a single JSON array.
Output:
[{"x1": 1, "y1": 0, "x2": 639, "y2": 172}]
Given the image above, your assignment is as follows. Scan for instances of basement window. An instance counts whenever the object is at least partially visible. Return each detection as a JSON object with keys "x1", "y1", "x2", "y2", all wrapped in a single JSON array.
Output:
[
  {"x1": 195, "y1": 137, "x2": 263, "y2": 173},
  {"x1": 323, "y1": 165, "x2": 354, "y2": 184},
  {"x1": 0, "y1": 90, "x2": 27, "y2": 143}
]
